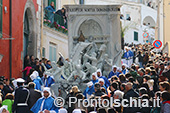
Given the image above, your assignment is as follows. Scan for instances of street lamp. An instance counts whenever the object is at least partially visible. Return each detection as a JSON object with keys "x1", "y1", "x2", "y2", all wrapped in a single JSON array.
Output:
[{"x1": 0, "y1": 54, "x2": 3, "y2": 62}]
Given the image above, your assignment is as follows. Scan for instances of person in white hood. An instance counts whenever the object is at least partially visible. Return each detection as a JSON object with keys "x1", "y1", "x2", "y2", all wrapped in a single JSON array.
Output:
[
  {"x1": 31, "y1": 87, "x2": 58, "y2": 113},
  {"x1": 91, "y1": 72, "x2": 98, "y2": 84},
  {"x1": 0, "y1": 105, "x2": 9, "y2": 113},
  {"x1": 96, "y1": 69, "x2": 110, "y2": 88},
  {"x1": 30, "y1": 71, "x2": 42, "y2": 91},
  {"x1": 58, "y1": 108, "x2": 67, "y2": 113},
  {"x1": 108, "y1": 65, "x2": 119, "y2": 79}
]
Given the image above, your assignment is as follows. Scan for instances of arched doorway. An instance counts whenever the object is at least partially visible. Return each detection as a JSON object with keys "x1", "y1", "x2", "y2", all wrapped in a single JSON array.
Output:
[
  {"x1": 23, "y1": 10, "x2": 29, "y2": 58},
  {"x1": 143, "y1": 16, "x2": 156, "y2": 27},
  {"x1": 23, "y1": 0, "x2": 37, "y2": 63}
]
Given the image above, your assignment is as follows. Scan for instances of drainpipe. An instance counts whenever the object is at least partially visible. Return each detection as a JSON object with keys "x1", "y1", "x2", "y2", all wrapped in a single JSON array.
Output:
[
  {"x1": 9, "y1": 0, "x2": 12, "y2": 79},
  {"x1": 40, "y1": 0, "x2": 43, "y2": 58}
]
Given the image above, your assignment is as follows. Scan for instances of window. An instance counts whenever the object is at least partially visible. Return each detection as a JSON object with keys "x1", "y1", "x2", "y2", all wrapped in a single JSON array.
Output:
[
  {"x1": 42, "y1": 47, "x2": 46, "y2": 58},
  {"x1": 49, "y1": 43, "x2": 57, "y2": 62},
  {"x1": 80, "y1": 0, "x2": 84, "y2": 4},
  {"x1": 126, "y1": 14, "x2": 131, "y2": 21},
  {"x1": 0, "y1": 0, "x2": 2, "y2": 38},
  {"x1": 126, "y1": 14, "x2": 130, "y2": 19},
  {"x1": 134, "y1": 31, "x2": 138, "y2": 41}
]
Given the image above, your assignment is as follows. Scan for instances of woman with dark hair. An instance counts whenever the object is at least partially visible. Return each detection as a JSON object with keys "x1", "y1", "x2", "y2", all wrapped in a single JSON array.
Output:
[
  {"x1": 119, "y1": 74, "x2": 126, "y2": 83},
  {"x1": 120, "y1": 83, "x2": 126, "y2": 92},
  {"x1": 2, "y1": 93, "x2": 14, "y2": 113},
  {"x1": 35, "y1": 65, "x2": 43, "y2": 78},
  {"x1": 136, "y1": 51, "x2": 143, "y2": 68},
  {"x1": 143, "y1": 52, "x2": 149, "y2": 67},
  {"x1": 159, "y1": 81, "x2": 170, "y2": 92},
  {"x1": 30, "y1": 55, "x2": 35, "y2": 67},
  {"x1": 160, "y1": 91, "x2": 170, "y2": 113},
  {"x1": 150, "y1": 70, "x2": 159, "y2": 92}
]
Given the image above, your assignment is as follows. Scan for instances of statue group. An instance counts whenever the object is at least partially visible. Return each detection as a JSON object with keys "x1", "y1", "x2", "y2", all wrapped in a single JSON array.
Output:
[{"x1": 44, "y1": 36, "x2": 121, "y2": 98}]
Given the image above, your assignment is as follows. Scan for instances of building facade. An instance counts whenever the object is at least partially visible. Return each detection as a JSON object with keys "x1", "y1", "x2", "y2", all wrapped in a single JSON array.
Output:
[
  {"x1": 85, "y1": 0, "x2": 157, "y2": 44},
  {"x1": 0, "y1": 0, "x2": 70, "y2": 79},
  {"x1": 0, "y1": 0, "x2": 40, "y2": 78}
]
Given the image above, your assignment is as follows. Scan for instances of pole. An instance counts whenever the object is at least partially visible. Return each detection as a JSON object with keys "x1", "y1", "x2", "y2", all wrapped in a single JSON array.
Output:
[
  {"x1": 9, "y1": 0, "x2": 12, "y2": 79},
  {"x1": 40, "y1": 0, "x2": 44, "y2": 58}
]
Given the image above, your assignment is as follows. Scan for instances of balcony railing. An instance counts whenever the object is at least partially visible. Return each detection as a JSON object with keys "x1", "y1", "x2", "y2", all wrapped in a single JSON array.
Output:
[{"x1": 44, "y1": 9, "x2": 68, "y2": 35}]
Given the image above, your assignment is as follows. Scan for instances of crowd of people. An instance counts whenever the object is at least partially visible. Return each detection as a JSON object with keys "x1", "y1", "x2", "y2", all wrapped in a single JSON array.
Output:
[{"x1": 0, "y1": 43, "x2": 170, "y2": 113}]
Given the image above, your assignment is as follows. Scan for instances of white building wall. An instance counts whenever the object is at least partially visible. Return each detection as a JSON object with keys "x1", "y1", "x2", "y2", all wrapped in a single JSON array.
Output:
[
  {"x1": 159, "y1": 0, "x2": 164, "y2": 44},
  {"x1": 84, "y1": 0, "x2": 157, "y2": 44},
  {"x1": 43, "y1": 26, "x2": 68, "y2": 60}
]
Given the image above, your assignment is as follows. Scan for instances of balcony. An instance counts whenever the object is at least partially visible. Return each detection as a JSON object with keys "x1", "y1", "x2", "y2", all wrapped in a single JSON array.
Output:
[{"x1": 43, "y1": 9, "x2": 68, "y2": 35}]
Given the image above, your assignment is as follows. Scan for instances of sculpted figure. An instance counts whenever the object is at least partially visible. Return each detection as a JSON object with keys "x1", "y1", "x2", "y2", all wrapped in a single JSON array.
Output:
[
  {"x1": 102, "y1": 54, "x2": 112, "y2": 77},
  {"x1": 83, "y1": 52, "x2": 97, "y2": 67},
  {"x1": 97, "y1": 44, "x2": 107, "y2": 69},
  {"x1": 113, "y1": 43, "x2": 122, "y2": 67},
  {"x1": 45, "y1": 61, "x2": 64, "y2": 81},
  {"x1": 84, "y1": 62, "x2": 97, "y2": 79},
  {"x1": 67, "y1": 65, "x2": 86, "y2": 82}
]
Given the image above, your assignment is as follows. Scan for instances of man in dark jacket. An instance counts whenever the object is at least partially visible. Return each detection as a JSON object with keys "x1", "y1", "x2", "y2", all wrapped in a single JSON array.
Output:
[
  {"x1": 27, "y1": 82, "x2": 42, "y2": 111},
  {"x1": 56, "y1": 8, "x2": 66, "y2": 19},
  {"x1": 3, "y1": 78, "x2": 13, "y2": 96},
  {"x1": 12, "y1": 78, "x2": 30, "y2": 113},
  {"x1": 123, "y1": 82, "x2": 139, "y2": 113}
]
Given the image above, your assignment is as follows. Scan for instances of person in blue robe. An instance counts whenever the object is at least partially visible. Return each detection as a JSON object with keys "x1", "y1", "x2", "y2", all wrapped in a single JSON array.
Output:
[
  {"x1": 122, "y1": 64, "x2": 129, "y2": 74},
  {"x1": 108, "y1": 65, "x2": 119, "y2": 79},
  {"x1": 99, "y1": 78, "x2": 108, "y2": 94},
  {"x1": 31, "y1": 87, "x2": 58, "y2": 113},
  {"x1": 123, "y1": 47, "x2": 134, "y2": 67},
  {"x1": 91, "y1": 72, "x2": 99, "y2": 84},
  {"x1": 41, "y1": 74, "x2": 55, "y2": 87},
  {"x1": 96, "y1": 69, "x2": 110, "y2": 88},
  {"x1": 30, "y1": 71, "x2": 42, "y2": 91},
  {"x1": 83, "y1": 81, "x2": 95, "y2": 99},
  {"x1": 45, "y1": 2, "x2": 56, "y2": 24}
]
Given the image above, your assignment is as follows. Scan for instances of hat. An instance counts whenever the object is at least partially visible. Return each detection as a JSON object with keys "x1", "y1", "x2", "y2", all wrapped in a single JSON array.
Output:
[
  {"x1": 91, "y1": 72, "x2": 98, "y2": 80},
  {"x1": 87, "y1": 81, "x2": 93, "y2": 87},
  {"x1": 15, "y1": 78, "x2": 25, "y2": 83},
  {"x1": 122, "y1": 63, "x2": 127, "y2": 68},
  {"x1": 0, "y1": 105, "x2": 8, "y2": 113},
  {"x1": 12, "y1": 80, "x2": 17, "y2": 88},
  {"x1": 96, "y1": 69, "x2": 102, "y2": 77},
  {"x1": 72, "y1": 109, "x2": 81, "y2": 113},
  {"x1": 43, "y1": 87, "x2": 51, "y2": 97},
  {"x1": 112, "y1": 65, "x2": 117, "y2": 68},
  {"x1": 98, "y1": 78, "x2": 105, "y2": 84},
  {"x1": 30, "y1": 71, "x2": 39, "y2": 81},
  {"x1": 58, "y1": 108, "x2": 68, "y2": 113}
]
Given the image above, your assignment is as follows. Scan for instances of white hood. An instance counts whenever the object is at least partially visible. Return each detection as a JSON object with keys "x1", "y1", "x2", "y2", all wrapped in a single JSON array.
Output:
[
  {"x1": 96, "y1": 69, "x2": 102, "y2": 77},
  {"x1": 91, "y1": 72, "x2": 98, "y2": 80}
]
